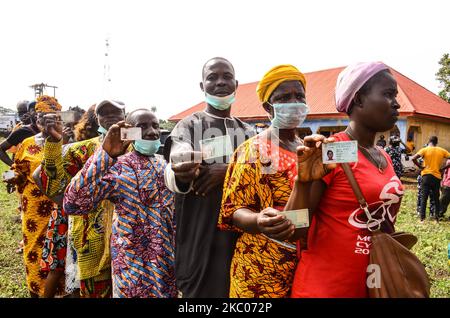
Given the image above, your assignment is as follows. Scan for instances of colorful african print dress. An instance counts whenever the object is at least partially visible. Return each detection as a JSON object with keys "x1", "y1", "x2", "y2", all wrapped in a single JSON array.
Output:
[
  {"x1": 13, "y1": 134, "x2": 58, "y2": 296},
  {"x1": 63, "y1": 149, "x2": 176, "y2": 298},
  {"x1": 218, "y1": 134, "x2": 298, "y2": 298},
  {"x1": 40, "y1": 206, "x2": 67, "y2": 273},
  {"x1": 41, "y1": 137, "x2": 113, "y2": 297}
]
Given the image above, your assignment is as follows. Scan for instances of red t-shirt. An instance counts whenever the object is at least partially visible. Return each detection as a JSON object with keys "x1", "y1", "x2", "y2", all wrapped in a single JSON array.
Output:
[{"x1": 291, "y1": 132, "x2": 404, "y2": 298}]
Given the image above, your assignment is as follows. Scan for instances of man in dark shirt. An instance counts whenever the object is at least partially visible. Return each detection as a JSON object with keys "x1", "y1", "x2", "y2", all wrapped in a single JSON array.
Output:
[
  {"x1": 17, "y1": 100, "x2": 32, "y2": 125},
  {"x1": 164, "y1": 57, "x2": 254, "y2": 297},
  {"x1": 0, "y1": 101, "x2": 38, "y2": 166}
]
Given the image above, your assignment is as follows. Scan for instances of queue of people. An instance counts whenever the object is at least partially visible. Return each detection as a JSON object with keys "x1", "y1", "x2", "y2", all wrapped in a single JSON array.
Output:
[
  {"x1": 1, "y1": 58, "x2": 449, "y2": 298},
  {"x1": 380, "y1": 133, "x2": 449, "y2": 221}
]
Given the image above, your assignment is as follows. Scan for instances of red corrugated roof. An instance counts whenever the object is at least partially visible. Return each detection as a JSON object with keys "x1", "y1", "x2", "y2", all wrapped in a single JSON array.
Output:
[{"x1": 169, "y1": 65, "x2": 450, "y2": 121}]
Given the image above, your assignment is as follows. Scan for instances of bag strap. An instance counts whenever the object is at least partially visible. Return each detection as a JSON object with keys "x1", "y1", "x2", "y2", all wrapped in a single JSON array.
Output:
[
  {"x1": 341, "y1": 163, "x2": 382, "y2": 232},
  {"x1": 341, "y1": 163, "x2": 366, "y2": 206}
]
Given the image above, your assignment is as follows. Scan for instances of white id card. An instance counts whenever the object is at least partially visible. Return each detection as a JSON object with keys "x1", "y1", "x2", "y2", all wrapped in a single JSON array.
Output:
[
  {"x1": 279, "y1": 209, "x2": 310, "y2": 228},
  {"x1": 200, "y1": 135, "x2": 233, "y2": 160},
  {"x1": 120, "y1": 127, "x2": 142, "y2": 141},
  {"x1": 322, "y1": 140, "x2": 358, "y2": 164},
  {"x1": 171, "y1": 151, "x2": 203, "y2": 164},
  {"x1": 2, "y1": 170, "x2": 15, "y2": 181},
  {"x1": 58, "y1": 111, "x2": 76, "y2": 124}
]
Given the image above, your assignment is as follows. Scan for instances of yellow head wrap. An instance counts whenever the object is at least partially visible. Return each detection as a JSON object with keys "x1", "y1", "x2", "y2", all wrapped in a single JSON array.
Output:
[
  {"x1": 256, "y1": 64, "x2": 307, "y2": 103},
  {"x1": 35, "y1": 95, "x2": 62, "y2": 113}
]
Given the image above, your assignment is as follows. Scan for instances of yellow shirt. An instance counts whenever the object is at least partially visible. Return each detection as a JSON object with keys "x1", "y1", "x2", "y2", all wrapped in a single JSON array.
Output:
[{"x1": 417, "y1": 146, "x2": 450, "y2": 179}]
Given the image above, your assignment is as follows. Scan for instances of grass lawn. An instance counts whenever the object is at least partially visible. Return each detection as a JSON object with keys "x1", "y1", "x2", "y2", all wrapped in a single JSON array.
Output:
[
  {"x1": 0, "y1": 160, "x2": 28, "y2": 297},
  {"x1": 0, "y1": 160, "x2": 449, "y2": 297},
  {"x1": 395, "y1": 183, "x2": 450, "y2": 297}
]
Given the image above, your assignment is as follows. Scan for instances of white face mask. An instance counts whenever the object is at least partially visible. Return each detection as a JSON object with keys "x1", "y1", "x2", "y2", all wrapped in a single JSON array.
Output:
[
  {"x1": 134, "y1": 139, "x2": 161, "y2": 156},
  {"x1": 205, "y1": 92, "x2": 236, "y2": 110},
  {"x1": 97, "y1": 125, "x2": 108, "y2": 135},
  {"x1": 269, "y1": 102, "x2": 309, "y2": 129}
]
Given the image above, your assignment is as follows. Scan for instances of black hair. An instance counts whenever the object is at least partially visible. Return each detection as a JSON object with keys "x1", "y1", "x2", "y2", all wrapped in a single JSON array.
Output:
[
  {"x1": 347, "y1": 69, "x2": 392, "y2": 115},
  {"x1": 429, "y1": 136, "x2": 438, "y2": 145},
  {"x1": 74, "y1": 104, "x2": 98, "y2": 141},
  {"x1": 69, "y1": 106, "x2": 85, "y2": 114}
]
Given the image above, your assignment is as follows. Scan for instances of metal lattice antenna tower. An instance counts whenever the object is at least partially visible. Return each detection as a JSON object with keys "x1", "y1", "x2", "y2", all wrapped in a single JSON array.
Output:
[
  {"x1": 29, "y1": 83, "x2": 58, "y2": 98},
  {"x1": 103, "y1": 36, "x2": 111, "y2": 97}
]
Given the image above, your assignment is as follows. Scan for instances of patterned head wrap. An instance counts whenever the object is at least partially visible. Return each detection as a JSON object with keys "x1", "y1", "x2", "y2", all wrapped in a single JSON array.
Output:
[{"x1": 35, "y1": 95, "x2": 62, "y2": 113}]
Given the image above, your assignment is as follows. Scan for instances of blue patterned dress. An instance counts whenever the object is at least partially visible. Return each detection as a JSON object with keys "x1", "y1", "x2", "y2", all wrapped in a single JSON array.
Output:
[{"x1": 63, "y1": 149, "x2": 176, "y2": 298}]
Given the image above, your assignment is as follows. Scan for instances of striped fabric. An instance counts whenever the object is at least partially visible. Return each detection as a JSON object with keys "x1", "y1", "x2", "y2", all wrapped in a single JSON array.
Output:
[{"x1": 63, "y1": 149, "x2": 176, "y2": 298}]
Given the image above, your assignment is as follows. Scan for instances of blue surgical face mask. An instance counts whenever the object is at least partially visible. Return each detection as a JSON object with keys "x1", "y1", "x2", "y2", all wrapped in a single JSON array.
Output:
[
  {"x1": 205, "y1": 92, "x2": 236, "y2": 110},
  {"x1": 134, "y1": 139, "x2": 161, "y2": 156},
  {"x1": 270, "y1": 102, "x2": 309, "y2": 129},
  {"x1": 98, "y1": 125, "x2": 108, "y2": 135}
]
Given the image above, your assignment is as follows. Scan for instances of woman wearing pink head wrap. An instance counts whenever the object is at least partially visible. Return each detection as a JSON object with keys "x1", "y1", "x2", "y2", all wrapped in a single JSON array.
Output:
[
  {"x1": 283, "y1": 62, "x2": 404, "y2": 297},
  {"x1": 335, "y1": 61, "x2": 389, "y2": 113}
]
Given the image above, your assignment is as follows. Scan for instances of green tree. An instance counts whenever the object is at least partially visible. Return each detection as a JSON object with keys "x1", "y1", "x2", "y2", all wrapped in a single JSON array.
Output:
[
  {"x1": 436, "y1": 53, "x2": 450, "y2": 102},
  {"x1": 159, "y1": 119, "x2": 176, "y2": 131}
]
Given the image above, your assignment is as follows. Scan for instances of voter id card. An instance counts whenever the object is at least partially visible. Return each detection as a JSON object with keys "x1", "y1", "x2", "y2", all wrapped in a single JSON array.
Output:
[
  {"x1": 171, "y1": 151, "x2": 203, "y2": 164},
  {"x1": 200, "y1": 135, "x2": 233, "y2": 160},
  {"x1": 2, "y1": 170, "x2": 15, "y2": 181},
  {"x1": 120, "y1": 127, "x2": 142, "y2": 141},
  {"x1": 279, "y1": 209, "x2": 309, "y2": 228},
  {"x1": 59, "y1": 111, "x2": 76, "y2": 124},
  {"x1": 322, "y1": 140, "x2": 358, "y2": 164}
]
